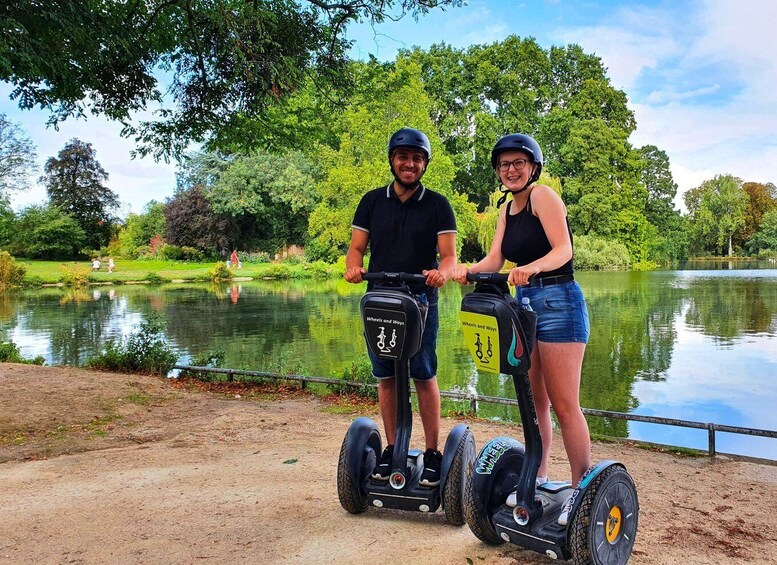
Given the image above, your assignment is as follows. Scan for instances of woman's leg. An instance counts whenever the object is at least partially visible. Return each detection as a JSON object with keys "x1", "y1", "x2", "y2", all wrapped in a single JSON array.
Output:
[
  {"x1": 528, "y1": 348, "x2": 552, "y2": 479},
  {"x1": 538, "y1": 341, "x2": 590, "y2": 486}
]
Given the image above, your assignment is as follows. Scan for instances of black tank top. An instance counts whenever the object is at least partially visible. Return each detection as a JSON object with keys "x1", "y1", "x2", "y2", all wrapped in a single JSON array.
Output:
[{"x1": 500, "y1": 192, "x2": 574, "y2": 277}]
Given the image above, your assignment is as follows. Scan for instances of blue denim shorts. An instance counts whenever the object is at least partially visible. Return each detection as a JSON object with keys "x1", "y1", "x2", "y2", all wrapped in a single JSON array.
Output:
[
  {"x1": 514, "y1": 281, "x2": 590, "y2": 344},
  {"x1": 368, "y1": 300, "x2": 438, "y2": 381}
]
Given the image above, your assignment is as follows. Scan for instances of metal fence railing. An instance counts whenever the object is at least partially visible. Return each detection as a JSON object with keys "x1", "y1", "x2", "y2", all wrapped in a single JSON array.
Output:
[{"x1": 173, "y1": 365, "x2": 777, "y2": 461}]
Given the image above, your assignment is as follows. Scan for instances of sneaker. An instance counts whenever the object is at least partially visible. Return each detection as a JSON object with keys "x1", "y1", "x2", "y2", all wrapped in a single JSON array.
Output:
[
  {"x1": 506, "y1": 476, "x2": 548, "y2": 507},
  {"x1": 419, "y1": 449, "x2": 442, "y2": 487},
  {"x1": 557, "y1": 494, "x2": 574, "y2": 526},
  {"x1": 372, "y1": 444, "x2": 394, "y2": 481}
]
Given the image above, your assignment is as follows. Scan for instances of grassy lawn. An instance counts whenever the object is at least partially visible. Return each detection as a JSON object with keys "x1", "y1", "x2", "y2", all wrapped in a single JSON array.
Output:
[{"x1": 16, "y1": 258, "x2": 343, "y2": 285}]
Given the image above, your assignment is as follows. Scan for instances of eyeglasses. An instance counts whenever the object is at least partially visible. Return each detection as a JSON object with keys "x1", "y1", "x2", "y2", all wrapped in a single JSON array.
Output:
[{"x1": 498, "y1": 158, "x2": 529, "y2": 172}]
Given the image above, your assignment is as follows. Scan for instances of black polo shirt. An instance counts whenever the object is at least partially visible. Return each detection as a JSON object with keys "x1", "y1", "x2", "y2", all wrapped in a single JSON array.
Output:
[{"x1": 352, "y1": 182, "x2": 457, "y2": 299}]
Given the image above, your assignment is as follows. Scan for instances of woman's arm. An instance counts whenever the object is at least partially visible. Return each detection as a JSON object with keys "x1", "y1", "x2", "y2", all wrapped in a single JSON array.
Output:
[{"x1": 453, "y1": 205, "x2": 508, "y2": 283}]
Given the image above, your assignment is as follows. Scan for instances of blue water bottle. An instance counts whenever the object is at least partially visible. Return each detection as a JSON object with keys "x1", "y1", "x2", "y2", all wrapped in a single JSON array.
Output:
[{"x1": 520, "y1": 296, "x2": 533, "y2": 311}]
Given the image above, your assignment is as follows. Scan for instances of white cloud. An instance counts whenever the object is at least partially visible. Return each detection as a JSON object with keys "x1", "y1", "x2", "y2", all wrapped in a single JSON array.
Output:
[
  {"x1": 646, "y1": 84, "x2": 720, "y2": 104},
  {"x1": 551, "y1": 1, "x2": 777, "y2": 205},
  {"x1": 550, "y1": 6, "x2": 678, "y2": 91}
]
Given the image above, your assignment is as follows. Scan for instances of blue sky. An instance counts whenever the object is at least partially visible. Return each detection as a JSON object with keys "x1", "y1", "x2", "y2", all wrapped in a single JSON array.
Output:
[{"x1": 3, "y1": 0, "x2": 776, "y2": 215}]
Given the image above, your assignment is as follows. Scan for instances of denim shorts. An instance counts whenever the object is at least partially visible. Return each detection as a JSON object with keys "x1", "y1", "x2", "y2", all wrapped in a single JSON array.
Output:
[
  {"x1": 514, "y1": 281, "x2": 590, "y2": 344},
  {"x1": 368, "y1": 300, "x2": 438, "y2": 381}
]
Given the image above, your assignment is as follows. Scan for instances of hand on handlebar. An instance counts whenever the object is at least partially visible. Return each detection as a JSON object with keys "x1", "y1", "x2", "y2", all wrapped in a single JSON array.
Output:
[
  {"x1": 452, "y1": 264, "x2": 470, "y2": 285},
  {"x1": 422, "y1": 269, "x2": 446, "y2": 288},
  {"x1": 508, "y1": 265, "x2": 541, "y2": 287},
  {"x1": 344, "y1": 266, "x2": 366, "y2": 283}
]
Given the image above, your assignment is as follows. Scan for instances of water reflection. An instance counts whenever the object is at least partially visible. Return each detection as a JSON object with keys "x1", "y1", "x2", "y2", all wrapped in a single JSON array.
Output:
[{"x1": 1, "y1": 269, "x2": 776, "y2": 459}]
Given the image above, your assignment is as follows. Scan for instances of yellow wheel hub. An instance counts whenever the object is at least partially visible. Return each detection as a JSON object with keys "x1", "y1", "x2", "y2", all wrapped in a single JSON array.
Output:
[{"x1": 606, "y1": 506, "x2": 622, "y2": 543}]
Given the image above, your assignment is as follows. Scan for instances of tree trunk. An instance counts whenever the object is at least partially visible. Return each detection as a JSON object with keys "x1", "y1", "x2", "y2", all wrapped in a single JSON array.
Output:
[{"x1": 728, "y1": 234, "x2": 733, "y2": 257}]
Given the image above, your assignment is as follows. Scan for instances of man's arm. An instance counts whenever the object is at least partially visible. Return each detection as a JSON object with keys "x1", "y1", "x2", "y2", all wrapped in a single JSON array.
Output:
[
  {"x1": 423, "y1": 231, "x2": 457, "y2": 288},
  {"x1": 344, "y1": 228, "x2": 369, "y2": 283}
]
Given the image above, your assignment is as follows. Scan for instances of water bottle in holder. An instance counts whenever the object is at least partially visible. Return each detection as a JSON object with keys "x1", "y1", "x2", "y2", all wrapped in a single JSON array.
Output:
[{"x1": 520, "y1": 297, "x2": 533, "y2": 311}]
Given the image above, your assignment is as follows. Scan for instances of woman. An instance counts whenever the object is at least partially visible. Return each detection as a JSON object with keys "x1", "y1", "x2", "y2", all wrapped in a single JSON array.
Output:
[{"x1": 453, "y1": 133, "x2": 590, "y2": 526}]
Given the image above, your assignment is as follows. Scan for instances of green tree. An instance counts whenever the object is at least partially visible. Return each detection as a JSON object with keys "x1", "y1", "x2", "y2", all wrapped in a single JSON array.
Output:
[
  {"x1": 639, "y1": 145, "x2": 678, "y2": 229},
  {"x1": 746, "y1": 209, "x2": 777, "y2": 255},
  {"x1": 41, "y1": 138, "x2": 119, "y2": 251},
  {"x1": 116, "y1": 201, "x2": 166, "y2": 256},
  {"x1": 6, "y1": 204, "x2": 86, "y2": 259},
  {"x1": 406, "y1": 38, "x2": 634, "y2": 211},
  {"x1": 307, "y1": 59, "x2": 476, "y2": 261},
  {"x1": 1, "y1": 0, "x2": 462, "y2": 160},
  {"x1": 0, "y1": 113, "x2": 37, "y2": 197},
  {"x1": 684, "y1": 174, "x2": 747, "y2": 256},
  {"x1": 207, "y1": 149, "x2": 323, "y2": 253},
  {"x1": 734, "y1": 182, "x2": 777, "y2": 250},
  {"x1": 0, "y1": 197, "x2": 14, "y2": 247}
]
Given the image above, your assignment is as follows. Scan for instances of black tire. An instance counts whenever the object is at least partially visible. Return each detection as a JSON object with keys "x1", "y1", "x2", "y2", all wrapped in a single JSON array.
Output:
[
  {"x1": 463, "y1": 438, "x2": 524, "y2": 545},
  {"x1": 570, "y1": 464, "x2": 639, "y2": 565},
  {"x1": 443, "y1": 429, "x2": 476, "y2": 526},
  {"x1": 337, "y1": 427, "x2": 381, "y2": 514}
]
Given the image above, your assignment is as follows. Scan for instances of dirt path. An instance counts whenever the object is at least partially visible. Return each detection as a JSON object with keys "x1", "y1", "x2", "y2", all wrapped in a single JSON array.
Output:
[{"x1": 1, "y1": 363, "x2": 776, "y2": 564}]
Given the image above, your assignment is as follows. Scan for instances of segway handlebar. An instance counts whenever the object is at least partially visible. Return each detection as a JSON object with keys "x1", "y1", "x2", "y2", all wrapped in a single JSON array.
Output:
[
  {"x1": 466, "y1": 272, "x2": 509, "y2": 284},
  {"x1": 362, "y1": 272, "x2": 429, "y2": 284},
  {"x1": 466, "y1": 272, "x2": 538, "y2": 286}
]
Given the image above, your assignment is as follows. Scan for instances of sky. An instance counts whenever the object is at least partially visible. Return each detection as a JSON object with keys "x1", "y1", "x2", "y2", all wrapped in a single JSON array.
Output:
[{"x1": 3, "y1": 0, "x2": 776, "y2": 216}]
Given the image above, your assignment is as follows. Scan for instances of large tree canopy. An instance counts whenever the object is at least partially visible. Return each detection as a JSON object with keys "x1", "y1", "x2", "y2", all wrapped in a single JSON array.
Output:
[
  {"x1": 0, "y1": 113, "x2": 37, "y2": 197},
  {"x1": 1, "y1": 0, "x2": 462, "y2": 160},
  {"x1": 41, "y1": 138, "x2": 119, "y2": 251}
]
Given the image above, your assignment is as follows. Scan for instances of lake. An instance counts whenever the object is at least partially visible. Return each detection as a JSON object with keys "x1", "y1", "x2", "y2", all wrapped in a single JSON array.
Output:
[{"x1": 2, "y1": 267, "x2": 776, "y2": 459}]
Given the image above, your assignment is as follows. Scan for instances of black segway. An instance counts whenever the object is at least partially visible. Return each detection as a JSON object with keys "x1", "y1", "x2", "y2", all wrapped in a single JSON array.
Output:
[
  {"x1": 337, "y1": 272, "x2": 476, "y2": 524},
  {"x1": 459, "y1": 272, "x2": 638, "y2": 564}
]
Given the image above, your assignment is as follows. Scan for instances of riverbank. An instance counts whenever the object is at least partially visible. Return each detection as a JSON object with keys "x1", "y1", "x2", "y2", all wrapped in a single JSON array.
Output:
[
  {"x1": 14, "y1": 258, "x2": 345, "y2": 286},
  {"x1": 1, "y1": 363, "x2": 775, "y2": 564}
]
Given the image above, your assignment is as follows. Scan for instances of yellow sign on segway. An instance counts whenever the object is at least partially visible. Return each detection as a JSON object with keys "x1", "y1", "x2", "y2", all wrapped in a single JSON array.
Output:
[{"x1": 459, "y1": 311, "x2": 500, "y2": 374}]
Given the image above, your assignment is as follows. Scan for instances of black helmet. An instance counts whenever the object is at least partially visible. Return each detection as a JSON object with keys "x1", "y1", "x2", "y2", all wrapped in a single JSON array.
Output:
[
  {"x1": 491, "y1": 133, "x2": 543, "y2": 183},
  {"x1": 388, "y1": 128, "x2": 432, "y2": 162}
]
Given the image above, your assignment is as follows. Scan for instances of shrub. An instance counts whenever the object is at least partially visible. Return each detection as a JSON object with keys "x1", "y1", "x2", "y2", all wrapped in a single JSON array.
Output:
[
  {"x1": 159, "y1": 244, "x2": 185, "y2": 260},
  {"x1": 209, "y1": 262, "x2": 232, "y2": 282},
  {"x1": 240, "y1": 251, "x2": 272, "y2": 264},
  {"x1": 179, "y1": 350, "x2": 225, "y2": 381},
  {"x1": 180, "y1": 246, "x2": 204, "y2": 261},
  {"x1": 145, "y1": 272, "x2": 164, "y2": 284},
  {"x1": 86, "y1": 314, "x2": 178, "y2": 375},
  {"x1": 0, "y1": 251, "x2": 26, "y2": 288},
  {"x1": 574, "y1": 235, "x2": 631, "y2": 270},
  {"x1": 327, "y1": 355, "x2": 377, "y2": 401},
  {"x1": 0, "y1": 341, "x2": 45, "y2": 364},
  {"x1": 60, "y1": 263, "x2": 94, "y2": 287}
]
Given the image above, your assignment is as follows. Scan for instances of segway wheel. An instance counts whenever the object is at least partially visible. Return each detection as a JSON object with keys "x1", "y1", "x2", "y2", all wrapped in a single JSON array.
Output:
[
  {"x1": 442, "y1": 429, "x2": 476, "y2": 526},
  {"x1": 337, "y1": 426, "x2": 381, "y2": 514},
  {"x1": 463, "y1": 437, "x2": 524, "y2": 545},
  {"x1": 570, "y1": 464, "x2": 639, "y2": 565}
]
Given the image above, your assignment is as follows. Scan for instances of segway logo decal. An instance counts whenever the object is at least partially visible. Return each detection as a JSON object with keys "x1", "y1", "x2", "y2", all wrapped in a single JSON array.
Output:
[
  {"x1": 475, "y1": 438, "x2": 512, "y2": 474},
  {"x1": 507, "y1": 321, "x2": 523, "y2": 367},
  {"x1": 363, "y1": 307, "x2": 406, "y2": 359},
  {"x1": 459, "y1": 312, "x2": 500, "y2": 374}
]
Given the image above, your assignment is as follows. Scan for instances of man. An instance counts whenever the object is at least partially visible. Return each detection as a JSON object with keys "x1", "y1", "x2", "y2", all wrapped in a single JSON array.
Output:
[{"x1": 344, "y1": 127, "x2": 457, "y2": 487}]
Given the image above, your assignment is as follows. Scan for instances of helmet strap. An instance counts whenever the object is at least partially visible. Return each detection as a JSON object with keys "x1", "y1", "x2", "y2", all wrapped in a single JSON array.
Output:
[
  {"x1": 494, "y1": 163, "x2": 538, "y2": 207},
  {"x1": 495, "y1": 181, "x2": 531, "y2": 208}
]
